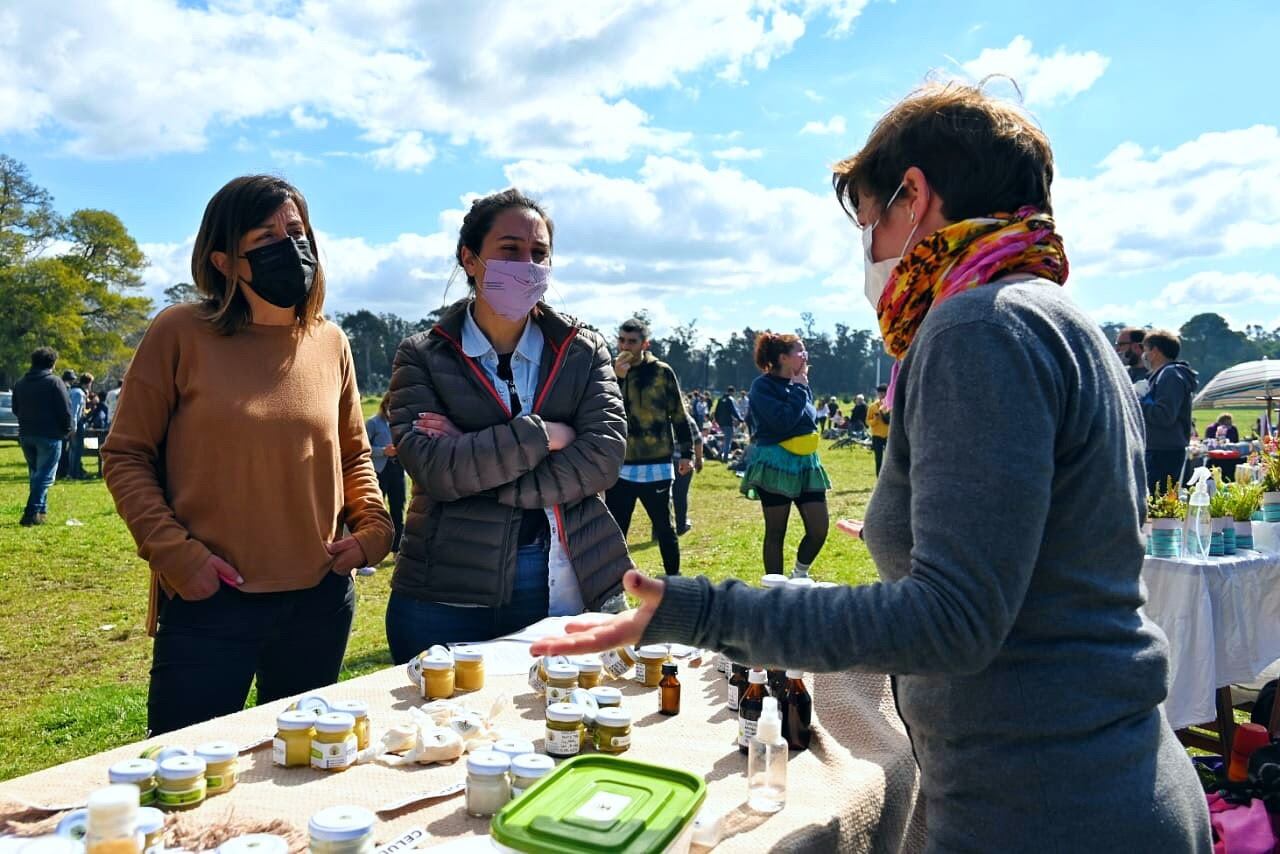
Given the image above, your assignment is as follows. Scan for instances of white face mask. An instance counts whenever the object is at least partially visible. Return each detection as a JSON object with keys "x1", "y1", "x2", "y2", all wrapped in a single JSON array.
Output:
[{"x1": 862, "y1": 182, "x2": 918, "y2": 313}]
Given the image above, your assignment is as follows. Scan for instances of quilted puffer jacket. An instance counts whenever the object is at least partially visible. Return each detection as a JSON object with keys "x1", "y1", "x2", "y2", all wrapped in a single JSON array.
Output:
[{"x1": 388, "y1": 299, "x2": 631, "y2": 608}]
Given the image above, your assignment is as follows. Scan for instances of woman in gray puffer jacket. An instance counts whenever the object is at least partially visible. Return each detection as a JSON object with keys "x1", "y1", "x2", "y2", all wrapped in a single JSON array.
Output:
[{"x1": 384, "y1": 189, "x2": 631, "y2": 663}]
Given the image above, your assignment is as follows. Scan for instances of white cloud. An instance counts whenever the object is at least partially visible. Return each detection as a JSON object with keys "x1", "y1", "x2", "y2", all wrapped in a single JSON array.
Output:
[
  {"x1": 800, "y1": 115, "x2": 847, "y2": 136},
  {"x1": 0, "y1": 0, "x2": 860, "y2": 164},
  {"x1": 712, "y1": 146, "x2": 764, "y2": 161},
  {"x1": 1161, "y1": 272, "x2": 1280, "y2": 307},
  {"x1": 1057, "y1": 125, "x2": 1280, "y2": 276},
  {"x1": 139, "y1": 156, "x2": 857, "y2": 333},
  {"x1": 960, "y1": 36, "x2": 1109, "y2": 107},
  {"x1": 803, "y1": 88, "x2": 824, "y2": 103},
  {"x1": 289, "y1": 106, "x2": 328, "y2": 131},
  {"x1": 269, "y1": 149, "x2": 322, "y2": 167},
  {"x1": 366, "y1": 131, "x2": 436, "y2": 172}
]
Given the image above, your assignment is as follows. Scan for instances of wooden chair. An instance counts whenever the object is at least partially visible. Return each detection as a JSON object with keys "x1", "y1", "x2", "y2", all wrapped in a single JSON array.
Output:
[{"x1": 1177, "y1": 683, "x2": 1280, "y2": 755}]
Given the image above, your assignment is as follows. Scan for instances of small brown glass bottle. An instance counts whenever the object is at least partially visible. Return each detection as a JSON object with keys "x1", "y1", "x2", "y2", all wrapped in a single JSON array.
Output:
[
  {"x1": 737, "y1": 668, "x2": 769, "y2": 755},
  {"x1": 781, "y1": 669, "x2": 812, "y2": 752},
  {"x1": 767, "y1": 668, "x2": 787, "y2": 699},
  {"x1": 727, "y1": 663, "x2": 748, "y2": 712},
  {"x1": 659, "y1": 664, "x2": 681, "y2": 716}
]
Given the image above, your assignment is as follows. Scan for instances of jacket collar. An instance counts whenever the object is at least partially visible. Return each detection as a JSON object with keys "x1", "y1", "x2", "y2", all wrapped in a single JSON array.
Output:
[
  {"x1": 461, "y1": 303, "x2": 544, "y2": 363},
  {"x1": 434, "y1": 298, "x2": 576, "y2": 351}
]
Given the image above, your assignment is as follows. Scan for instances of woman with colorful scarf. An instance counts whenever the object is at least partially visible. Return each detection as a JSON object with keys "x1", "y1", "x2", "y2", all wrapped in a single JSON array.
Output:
[{"x1": 529, "y1": 83, "x2": 1210, "y2": 852}]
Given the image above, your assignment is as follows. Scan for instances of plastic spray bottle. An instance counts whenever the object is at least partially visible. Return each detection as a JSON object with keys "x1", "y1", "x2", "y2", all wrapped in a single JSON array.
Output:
[
  {"x1": 747, "y1": 697, "x2": 787, "y2": 813},
  {"x1": 1185, "y1": 468, "x2": 1213, "y2": 560}
]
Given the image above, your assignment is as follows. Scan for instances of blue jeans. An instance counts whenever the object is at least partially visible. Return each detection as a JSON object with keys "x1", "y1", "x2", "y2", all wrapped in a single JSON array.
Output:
[
  {"x1": 20, "y1": 436, "x2": 62, "y2": 515},
  {"x1": 385, "y1": 542, "x2": 551, "y2": 664}
]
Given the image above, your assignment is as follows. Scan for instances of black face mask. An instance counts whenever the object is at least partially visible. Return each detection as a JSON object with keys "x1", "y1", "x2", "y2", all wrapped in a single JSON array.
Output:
[{"x1": 243, "y1": 236, "x2": 317, "y2": 308}]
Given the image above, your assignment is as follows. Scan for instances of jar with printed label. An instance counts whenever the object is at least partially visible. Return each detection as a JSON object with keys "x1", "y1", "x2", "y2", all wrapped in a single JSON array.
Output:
[
  {"x1": 452, "y1": 648, "x2": 485, "y2": 692},
  {"x1": 600, "y1": 646, "x2": 638, "y2": 680},
  {"x1": 465, "y1": 752, "x2": 512, "y2": 818},
  {"x1": 194, "y1": 741, "x2": 239, "y2": 795},
  {"x1": 574, "y1": 658, "x2": 603, "y2": 689},
  {"x1": 136, "y1": 807, "x2": 164, "y2": 851},
  {"x1": 308, "y1": 806, "x2": 376, "y2": 854},
  {"x1": 156, "y1": 756, "x2": 207, "y2": 811},
  {"x1": 544, "y1": 662, "x2": 580, "y2": 708},
  {"x1": 421, "y1": 655, "x2": 455, "y2": 700},
  {"x1": 107, "y1": 759, "x2": 157, "y2": 806},
  {"x1": 311, "y1": 712, "x2": 358, "y2": 772},
  {"x1": 509, "y1": 753, "x2": 555, "y2": 798},
  {"x1": 634, "y1": 645, "x2": 670, "y2": 688},
  {"x1": 544, "y1": 703, "x2": 585, "y2": 758},
  {"x1": 329, "y1": 701, "x2": 371, "y2": 751},
  {"x1": 273, "y1": 710, "x2": 316, "y2": 767},
  {"x1": 593, "y1": 707, "x2": 632, "y2": 755}
]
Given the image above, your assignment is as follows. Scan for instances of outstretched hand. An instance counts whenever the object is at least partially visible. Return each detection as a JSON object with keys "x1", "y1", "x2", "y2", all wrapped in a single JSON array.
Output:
[{"x1": 530, "y1": 570, "x2": 666, "y2": 656}]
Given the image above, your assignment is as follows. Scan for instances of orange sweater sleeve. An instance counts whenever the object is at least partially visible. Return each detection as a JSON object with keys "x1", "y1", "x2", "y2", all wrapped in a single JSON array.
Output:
[
  {"x1": 336, "y1": 332, "x2": 394, "y2": 565},
  {"x1": 101, "y1": 309, "x2": 211, "y2": 595}
]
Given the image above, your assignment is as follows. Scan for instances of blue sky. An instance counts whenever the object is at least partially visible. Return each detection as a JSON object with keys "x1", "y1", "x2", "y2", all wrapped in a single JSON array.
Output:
[{"x1": 3, "y1": 0, "x2": 1278, "y2": 344}]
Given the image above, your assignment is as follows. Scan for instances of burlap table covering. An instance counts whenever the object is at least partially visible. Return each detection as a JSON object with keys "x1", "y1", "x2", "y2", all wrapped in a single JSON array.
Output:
[{"x1": 0, "y1": 660, "x2": 921, "y2": 852}]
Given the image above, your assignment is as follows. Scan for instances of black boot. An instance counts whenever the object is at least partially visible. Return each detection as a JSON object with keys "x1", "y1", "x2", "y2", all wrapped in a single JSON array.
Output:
[{"x1": 19, "y1": 511, "x2": 35, "y2": 527}]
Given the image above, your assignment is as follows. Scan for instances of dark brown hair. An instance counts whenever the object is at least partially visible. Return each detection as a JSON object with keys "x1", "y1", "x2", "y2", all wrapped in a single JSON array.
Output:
[
  {"x1": 620, "y1": 317, "x2": 649, "y2": 341},
  {"x1": 1117, "y1": 326, "x2": 1146, "y2": 345},
  {"x1": 456, "y1": 188, "x2": 554, "y2": 289},
  {"x1": 1144, "y1": 329, "x2": 1181, "y2": 361},
  {"x1": 30, "y1": 347, "x2": 57, "y2": 370},
  {"x1": 832, "y1": 82, "x2": 1054, "y2": 223},
  {"x1": 379, "y1": 391, "x2": 392, "y2": 420},
  {"x1": 754, "y1": 331, "x2": 801, "y2": 372},
  {"x1": 191, "y1": 175, "x2": 326, "y2": 335}
]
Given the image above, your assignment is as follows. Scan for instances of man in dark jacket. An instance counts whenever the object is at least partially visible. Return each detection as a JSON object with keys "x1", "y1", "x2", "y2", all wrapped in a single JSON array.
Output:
[
  {"x1": 713, "y1": 386, "x2": 742, "y2": 462},
  {"x1": 12, "y1": 347, "x2": 73, "y2": 525},
  {"x1": 606, "y1": 317, "x2": 696, "y2": 576},
  {"x1": 1114, "y1": 327, "x2": 1150, "y2": 386},
  {"x1": 1140, "y1": 329, "x2": 1198, "y2": 497}
]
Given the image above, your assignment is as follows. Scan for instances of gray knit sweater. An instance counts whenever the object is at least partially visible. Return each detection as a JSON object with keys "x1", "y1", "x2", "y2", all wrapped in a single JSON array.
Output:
[{"x1": 643, "y1": 279, "x2": 1211, "y2": 853}]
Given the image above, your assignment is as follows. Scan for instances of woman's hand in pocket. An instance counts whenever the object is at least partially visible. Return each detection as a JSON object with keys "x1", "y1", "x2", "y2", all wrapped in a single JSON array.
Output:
[{"x1": 177, "y1": 554, "x2": 242, "y2": 601}]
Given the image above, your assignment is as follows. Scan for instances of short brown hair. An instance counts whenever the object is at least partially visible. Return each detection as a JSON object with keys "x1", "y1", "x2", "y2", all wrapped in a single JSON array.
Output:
[
  {"x1": 191, "y1": 175, "x2": 326, "y2": 336},
  {"x1": 754, "y1": 331, "x2": 801, "y2": 372},
  {"x1": 1144, "y1": 329, "x2": 1181, "y2": 361},
  {"x1": 833, "y1": 82, "x2": 1054, "y2": 223}
]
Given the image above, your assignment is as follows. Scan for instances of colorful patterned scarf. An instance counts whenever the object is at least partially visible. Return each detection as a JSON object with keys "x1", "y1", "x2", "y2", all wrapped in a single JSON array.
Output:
[{"x1": 878, "y1": 206, "x2": 1069, "y2": 407}]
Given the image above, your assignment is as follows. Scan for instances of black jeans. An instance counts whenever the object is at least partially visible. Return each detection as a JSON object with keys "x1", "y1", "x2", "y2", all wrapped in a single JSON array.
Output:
[
  {"x1": 606, "y1": 478, "x2": 680, "y2": 575},
  {"x1": 148, "y1": 570, "x2": 355, "y2": 735},
  {"x1": 872, "y1": 436, "x2": 887, "y2": 475},
  {"x1": 673, "y1": 467, "x2": 693, "y2": 532},
  {"x1": 1146, "y1": 449, "x2": 1187, "y2": 498},
  {"x1": 379, "y1": 459, "x2": 406, "y2": 553}
]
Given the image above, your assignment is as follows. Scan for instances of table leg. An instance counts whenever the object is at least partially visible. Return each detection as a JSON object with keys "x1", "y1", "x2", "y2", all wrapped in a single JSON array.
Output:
[{"x1": 1216, "y1": 686, "x2": 1236, "y2": 756}]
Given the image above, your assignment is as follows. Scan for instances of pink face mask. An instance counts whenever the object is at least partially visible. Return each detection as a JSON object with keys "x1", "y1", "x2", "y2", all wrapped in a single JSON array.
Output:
[{"x1": 478, "y1": 259, "x2": 550, "y2": 321}]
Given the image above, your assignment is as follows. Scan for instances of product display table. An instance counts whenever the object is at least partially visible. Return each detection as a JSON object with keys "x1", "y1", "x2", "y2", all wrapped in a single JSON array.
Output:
[
  {"x1": 1142, "y1": 549, "x2": 1280, "y2": 732},
  {"x1": 0, "y1": 618, "x2": 923, "y2": 853}
]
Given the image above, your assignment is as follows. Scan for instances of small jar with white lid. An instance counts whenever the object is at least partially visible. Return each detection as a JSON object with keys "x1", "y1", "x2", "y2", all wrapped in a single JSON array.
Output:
[
  {"x1": 509, "y1": 753, "x2": 555, "y2": 798},
  {"x1": 194, "y1": 741, "x2": 239, "y2": 795},
  {"x1": 588, "y1": 686, "x2": 623, "y2": 709},
  {"x1": 311, "y1": 712, "x2": 358, "y2": 772},
  {"x1": 544, "y1": 703, "x2": 585, "y2": 758},
  {"x1": 452, "y1": 647, "x2": 485, "y2": 692},
  {"x1": 156, "y1": 756, "x2": 207, "y2": 810},
  {"x1": 574, "y1": 657, "x2": 604, "y2": 689},
  {"x1": 594, "y1": 707, "x2": 633, "y2": 754},
  {"x1": 329, "y1": 700, "x2": 371, "y2": 751},
  {"x1": 465, "y1": 751, "x2": 512, "y2": 818},
  {"x1": 107, "y1": 758, "x2": 157, "y2": 806},
  {"x1": 492, "y1": 738, "x2": 536, "y2": 763},
  {"x1": 308, "y1": 806, "x2": 376, "y2": 854},
  {"x1": 544, "y1": 662, "x2": 580, "y2": 707},
  {"x1": 273, "y1": 709, "x2": 317, "y2": 767}
]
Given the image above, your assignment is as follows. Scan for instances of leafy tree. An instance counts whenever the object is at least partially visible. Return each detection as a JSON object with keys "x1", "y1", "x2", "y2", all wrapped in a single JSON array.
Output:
[
  {"x1": 164, "y1": 282, "x2": 199, "y2": 305},
  {"x1": 0, "y1": 159, "x2": 151, "y2": 388}
]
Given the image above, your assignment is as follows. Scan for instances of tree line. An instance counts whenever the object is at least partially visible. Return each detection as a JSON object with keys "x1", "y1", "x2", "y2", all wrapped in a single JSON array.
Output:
[{"x1": 3, "y1": 152, "x2": 1277, "y2": 399}]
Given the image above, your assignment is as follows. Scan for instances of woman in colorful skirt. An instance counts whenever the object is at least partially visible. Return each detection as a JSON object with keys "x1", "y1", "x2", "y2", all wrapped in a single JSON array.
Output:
[{"x1": 740, "y1": 331, "x2": 831, "y2": 578}]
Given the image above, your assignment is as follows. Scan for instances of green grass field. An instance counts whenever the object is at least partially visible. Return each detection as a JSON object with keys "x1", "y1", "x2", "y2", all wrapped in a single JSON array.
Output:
[{"x1": 0, "y1": 397, "x2": 880, "y2": 781}]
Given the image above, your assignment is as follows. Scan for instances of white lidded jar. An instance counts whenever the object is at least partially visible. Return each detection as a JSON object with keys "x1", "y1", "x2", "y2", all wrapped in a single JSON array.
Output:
[
  {"x1": 465, "y1": 751, "x2": 512, "y2": 818},
  {"x1": 308, "y1": 806, "x2": 375, "y2": 854}
]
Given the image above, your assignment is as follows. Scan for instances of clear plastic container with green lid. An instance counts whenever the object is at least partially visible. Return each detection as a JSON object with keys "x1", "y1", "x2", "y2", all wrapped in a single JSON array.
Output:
[{"x1": 491, "y1": 755, "x2": 707, "y2": 854}]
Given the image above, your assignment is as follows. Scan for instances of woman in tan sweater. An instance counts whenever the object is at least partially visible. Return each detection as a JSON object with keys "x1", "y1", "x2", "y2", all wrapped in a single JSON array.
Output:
[{"x1": 103, "y1": 175, "x2": 393, "y2": 734}]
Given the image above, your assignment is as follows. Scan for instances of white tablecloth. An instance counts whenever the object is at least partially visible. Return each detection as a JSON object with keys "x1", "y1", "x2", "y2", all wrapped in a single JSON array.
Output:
[{"x1": 1142, "y1": 549, "x2": 1280, "y2": 729}]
